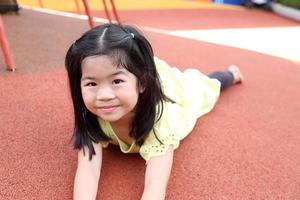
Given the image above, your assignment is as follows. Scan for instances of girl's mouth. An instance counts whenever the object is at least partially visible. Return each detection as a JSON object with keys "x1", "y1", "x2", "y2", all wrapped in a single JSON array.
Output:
[{"x1": 97, "y1": 105, "x2": 119, "y2": 113}]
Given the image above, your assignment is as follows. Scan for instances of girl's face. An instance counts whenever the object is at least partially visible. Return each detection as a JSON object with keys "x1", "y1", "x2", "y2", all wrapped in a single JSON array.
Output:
[{"x1": 81, "y1": 55, "x2": 143, "y2": 124}]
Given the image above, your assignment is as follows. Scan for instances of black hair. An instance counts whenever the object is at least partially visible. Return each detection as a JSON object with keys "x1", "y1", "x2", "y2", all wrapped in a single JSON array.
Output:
[{"x1": 65, "y1": 23, "x2": 168, "y2": 159}]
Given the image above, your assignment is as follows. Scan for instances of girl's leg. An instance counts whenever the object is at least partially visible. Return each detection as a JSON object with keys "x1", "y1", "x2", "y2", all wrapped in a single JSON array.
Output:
[
  {"x1": 208, "y1": 70, "x2": 233, "y2": 91},
  {"x1": 208, "y1": 65, "x2": 243, "y2": 91}
]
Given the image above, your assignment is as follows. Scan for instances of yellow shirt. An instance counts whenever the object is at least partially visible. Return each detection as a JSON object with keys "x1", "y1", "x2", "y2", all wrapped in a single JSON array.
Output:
[{"x1": 99, "y1": 57, "x2": 221, "y2": 163}]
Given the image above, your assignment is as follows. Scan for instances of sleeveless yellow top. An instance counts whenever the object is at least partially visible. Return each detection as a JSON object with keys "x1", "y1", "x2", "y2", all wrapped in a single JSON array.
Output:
[{"x1": 99, "y1": 57, "x2": 221, "y2": 163}]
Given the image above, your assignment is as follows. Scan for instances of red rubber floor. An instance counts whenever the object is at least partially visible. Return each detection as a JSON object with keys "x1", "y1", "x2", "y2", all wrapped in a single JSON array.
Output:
[{"x1": 1, "y1": 6, "x2": 300, "y2": 200}]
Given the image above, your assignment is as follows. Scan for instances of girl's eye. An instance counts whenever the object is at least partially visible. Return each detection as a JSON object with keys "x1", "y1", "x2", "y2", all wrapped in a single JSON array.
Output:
[
  {"x1": 86, "y1": 82, "x2": 96, "y2": 87},
  {"x1": 112, "y1": 79, "x2": 124, "y2": 85}
]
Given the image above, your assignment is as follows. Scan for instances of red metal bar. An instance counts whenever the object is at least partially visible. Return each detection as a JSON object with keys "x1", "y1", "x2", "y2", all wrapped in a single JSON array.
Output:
[
  {"x1": 38, "y1": 0, "x2": 44, "y2": 8},
  {"x1": 102, "y1": 0, "x2": 112, "y2": 23},
  {"x1": 110, "y1": 0, "x2": 120, "y2": 24},
  {"x1": 0, "y1": 16, "x2": 15, "y2": 71},
  {"x1": 82, "y1": 0, "x2": 94, "y2": 28},
  {"x1": 74, "y1": 0, "x2": 81, "y2": 14}
]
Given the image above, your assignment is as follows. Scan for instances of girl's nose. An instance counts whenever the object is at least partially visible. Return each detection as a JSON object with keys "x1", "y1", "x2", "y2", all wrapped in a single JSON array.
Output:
[{"x1": 96, "y1": 86, "x2": 115, "y2": 101}]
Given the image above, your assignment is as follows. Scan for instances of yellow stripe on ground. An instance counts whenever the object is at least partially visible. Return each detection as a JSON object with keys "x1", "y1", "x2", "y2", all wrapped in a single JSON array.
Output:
[{"x1": 18, "y1": 0, "x2": 243, "y2": 11}]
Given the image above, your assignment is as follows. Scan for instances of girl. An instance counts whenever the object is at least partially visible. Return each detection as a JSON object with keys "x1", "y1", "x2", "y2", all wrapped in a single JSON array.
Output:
[{"x1": 65, "y1": 23, "x2": 243, "y2": 200}]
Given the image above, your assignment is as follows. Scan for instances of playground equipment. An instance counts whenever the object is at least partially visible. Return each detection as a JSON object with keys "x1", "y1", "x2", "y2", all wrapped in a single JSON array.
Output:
[
  {"x1": 82, "y1": 0, "x2": 120, "y2": 28},
  {"x1": 35, "y1": 0, "x2": 121, "y2": 27},
  {"x1": 0, "y1": 16, "x2": 15, "y2": 71},
  {"x1": 0, "y1": 0, "x2": 19, "y2": 13},
  {"x1": 0, "y1": 0, "x2": 121, "y2": 72},
  {"x1": 0, "y1": 1, "x2": 18, "y2": 71},
  {"x1": 101, "y1": 0, "x2": 120, "y2": 24}
]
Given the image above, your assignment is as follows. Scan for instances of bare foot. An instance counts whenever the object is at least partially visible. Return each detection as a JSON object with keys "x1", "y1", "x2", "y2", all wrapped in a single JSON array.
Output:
[{"x1": 228, "y1": 65, "x2": 244, "y2": 84}]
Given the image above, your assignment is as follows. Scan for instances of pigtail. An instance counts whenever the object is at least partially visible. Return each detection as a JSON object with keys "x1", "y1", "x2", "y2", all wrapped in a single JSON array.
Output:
[{"x1": 123, "y1": 26, "x2": 166, "y2": 145}]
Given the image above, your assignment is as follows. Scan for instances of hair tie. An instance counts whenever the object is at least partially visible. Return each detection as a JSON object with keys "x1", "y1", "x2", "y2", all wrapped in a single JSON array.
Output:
[{"x1": 130, "y1": 33, "x2": 135, "y2": 39}]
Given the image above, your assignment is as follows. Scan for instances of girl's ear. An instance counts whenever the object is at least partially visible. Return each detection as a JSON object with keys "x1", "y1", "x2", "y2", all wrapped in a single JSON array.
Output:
[
  {"x1": 138, "y1": 75, "x2": 147, "y2": 93},
  {"x1": 139, "y1": 85, "x2": 146, "y2": 93}
]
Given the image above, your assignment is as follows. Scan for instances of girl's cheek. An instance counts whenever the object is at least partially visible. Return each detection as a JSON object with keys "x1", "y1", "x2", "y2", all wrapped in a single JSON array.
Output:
[{"x1": 81, "y1": 90, "x2": 92, "y2": 103}]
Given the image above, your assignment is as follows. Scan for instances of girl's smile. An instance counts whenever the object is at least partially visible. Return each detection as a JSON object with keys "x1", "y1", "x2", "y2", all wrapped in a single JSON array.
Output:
[
  {"x1": 80, "y1": 55, "x2": 143, "y2": 125},
  {"x1": 96, "y1": 105, "x2": 119, "y2": 113}
]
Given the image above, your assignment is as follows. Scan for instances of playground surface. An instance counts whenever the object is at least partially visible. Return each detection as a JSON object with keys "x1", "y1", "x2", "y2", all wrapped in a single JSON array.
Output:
[{"x1": 1, "y1": 0, "x2": 300, "y2": 199}]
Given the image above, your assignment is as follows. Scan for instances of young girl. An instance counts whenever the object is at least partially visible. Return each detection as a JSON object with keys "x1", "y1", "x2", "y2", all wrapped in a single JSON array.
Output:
[{"x1": 65, "y1": 23, "x2": 243, "y2": 200}]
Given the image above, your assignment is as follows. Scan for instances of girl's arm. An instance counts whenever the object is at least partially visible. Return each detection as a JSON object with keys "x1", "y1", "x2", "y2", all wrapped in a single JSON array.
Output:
[
  {"x1": 73, "y1": 142, "x2": 102, "y2": 200},
  {"x1": 141, "y1": 145, "x2": 174, "y2": 200}
]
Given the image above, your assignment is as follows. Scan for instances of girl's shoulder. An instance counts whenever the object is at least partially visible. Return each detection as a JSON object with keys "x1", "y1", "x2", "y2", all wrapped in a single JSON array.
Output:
[
  {"x1": 154, "y1": 56, "x2": 175, "y2": 74},
  {"x1": 154, "y1": 56, "x2": 169, "y2": 67},
  {"x1": 139, "y1": 101, "x2": 197, "y2": 162}
]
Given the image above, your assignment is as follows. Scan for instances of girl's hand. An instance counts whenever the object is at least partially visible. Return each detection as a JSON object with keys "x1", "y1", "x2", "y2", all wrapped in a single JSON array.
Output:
[
  {"x1": 73, "y1": 142, "x2": 103, "y2": 200},
  {"x1": 141, "y1": 145, "x2": 174, "y2": 200}
]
